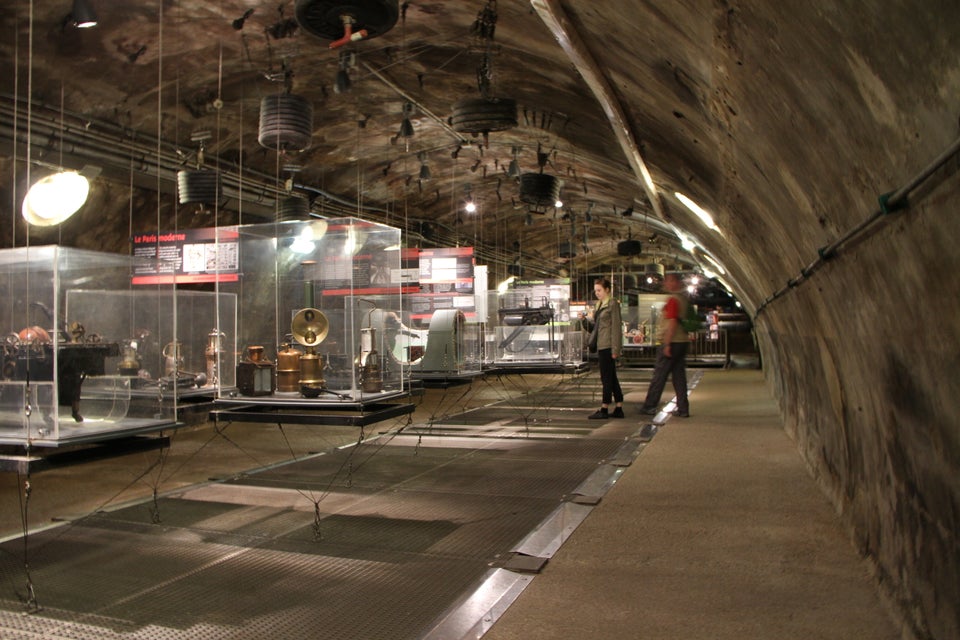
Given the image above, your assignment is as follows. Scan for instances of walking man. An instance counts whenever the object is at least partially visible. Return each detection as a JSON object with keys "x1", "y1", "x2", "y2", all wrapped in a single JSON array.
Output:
[{"x1": 640, "y1": 272, "x2": 691, "y2": 417}]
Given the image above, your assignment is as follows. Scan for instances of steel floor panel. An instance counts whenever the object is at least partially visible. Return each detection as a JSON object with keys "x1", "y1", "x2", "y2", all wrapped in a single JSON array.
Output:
[
  {"x1": 426, "y1": 406, "x2": 605, "y2": 426},
  {"x1": 0, "y1": 535, "x2": 486, "y2": 640},
  {"x1": 0, "y1": 398, "x2": 648, "y2": 639}
]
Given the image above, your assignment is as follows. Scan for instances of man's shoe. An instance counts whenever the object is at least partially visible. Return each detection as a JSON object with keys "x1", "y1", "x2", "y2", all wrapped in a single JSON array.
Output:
[
  {"x1": 588, "y1": 409, "x2": 609, "y2": 420},
  {"x1": 611, "y1": 407, "x2": 625, "y2": 418},
  {"x1": 639, "y1": 407, "x2": 658, "y2": 416},
  {"x1": 673, "y1": 410, "x2": 690, "y2": 418}
]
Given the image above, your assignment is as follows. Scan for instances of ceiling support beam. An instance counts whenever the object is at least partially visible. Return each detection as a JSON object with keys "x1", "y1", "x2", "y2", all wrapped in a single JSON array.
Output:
[{"x1": 530, "y1": 0, "x2": 665, "y2": 220}]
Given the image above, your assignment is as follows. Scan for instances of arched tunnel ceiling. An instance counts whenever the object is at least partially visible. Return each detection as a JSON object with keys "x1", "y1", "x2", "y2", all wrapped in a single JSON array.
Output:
[{"x1": 0, "y1": 1, "x2": 956, "y2": 312}]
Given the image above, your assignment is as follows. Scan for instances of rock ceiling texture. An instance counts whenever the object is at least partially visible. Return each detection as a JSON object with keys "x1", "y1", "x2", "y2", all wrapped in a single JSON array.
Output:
[
  {"x1": 1, "y1": 0, "x2": 750, "y2": 294},
  {"x1": 2, "y1": 2, "x2": 960, "y2": 639}
]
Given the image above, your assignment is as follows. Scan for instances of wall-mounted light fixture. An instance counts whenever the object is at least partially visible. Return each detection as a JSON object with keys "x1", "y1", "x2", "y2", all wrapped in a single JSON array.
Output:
[{"x1": 22, "y1": 170, "x2": 90, "y2": 226}]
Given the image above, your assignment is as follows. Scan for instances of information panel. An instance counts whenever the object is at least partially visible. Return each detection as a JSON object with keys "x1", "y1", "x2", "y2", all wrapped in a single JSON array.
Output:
[{"x1": 131, "y1": 227, "x2": 239, "y2": 284}]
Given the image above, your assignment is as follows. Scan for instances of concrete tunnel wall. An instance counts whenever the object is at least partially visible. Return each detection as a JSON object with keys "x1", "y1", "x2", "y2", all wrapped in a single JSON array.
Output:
[{"x1": 688, "y1": 5, "x2": 960, "y2": 638}]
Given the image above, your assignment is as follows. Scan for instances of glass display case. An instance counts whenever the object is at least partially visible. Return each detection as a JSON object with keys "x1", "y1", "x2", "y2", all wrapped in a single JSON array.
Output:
[
  {"x1": 212, "y1": 218, "x2": 410, "y2": 407},
  {"x1": 0, "y1": 246, "x2": 180, "y2": 446},
  {"x1": 65, "y1": 289, "x2": 237, "y2": 397},
  {"x1": 486, "y1": 280, "x2": 584, "y2": 370}
]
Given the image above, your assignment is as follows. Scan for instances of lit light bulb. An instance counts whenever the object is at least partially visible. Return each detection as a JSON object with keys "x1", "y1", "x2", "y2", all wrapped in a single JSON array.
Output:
[{"x1": 22, "y1": 171, "x2": 89, "y2": 226}]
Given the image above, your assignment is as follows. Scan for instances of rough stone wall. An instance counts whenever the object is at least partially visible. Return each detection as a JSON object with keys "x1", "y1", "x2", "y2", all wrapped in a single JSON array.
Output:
[
  {"x1": 754, "y1": 144, "x2": 960, "y2": 640},
  {"x1": 715, "y1": 3, "x2": 960, "y2": 638}
]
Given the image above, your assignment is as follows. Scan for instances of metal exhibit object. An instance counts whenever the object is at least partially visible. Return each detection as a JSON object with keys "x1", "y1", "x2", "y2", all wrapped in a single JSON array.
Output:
[
  {"x1": 358, "y1": 326, "x2": 382, "y2": 393},
  {"x1": 162, "y1": 340, "x2": 184, "y2": 377},
  {"x1": 204, "y1": 329, "x2": 227, "y2": 387},
  {"x1": 118, "y1": 339, "x2": 141, "y2": 377},
  {"x1": 236, "y1": 345, "x2": 276, "y2": 397},
  {"x1": 291, "y1": 307, "x2": 329, "y2": 396},
  {"x1": 417, "y1": 309, "x2": 465, "y2": 373},
  {"x1": 276, "y1": 343, "x2": 302, "y2": 393}
]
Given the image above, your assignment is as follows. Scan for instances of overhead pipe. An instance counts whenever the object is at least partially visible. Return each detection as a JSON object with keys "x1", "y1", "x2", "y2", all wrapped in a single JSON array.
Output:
[
  {"x1": 0, "y1": 94, "x2": 561, "y2": 274},
  {"x1": 329, "y1": 15, "x2": 368, "y2": 49},
  {"x1": 360, "y1": 61, "x2": 469, "y2": 145},
  {"x1": 754, "y1": 132, "x2": 960, "y2": 318},
  {"x1": 0, "y1": 96, "x2": 360, "y2": 219}
]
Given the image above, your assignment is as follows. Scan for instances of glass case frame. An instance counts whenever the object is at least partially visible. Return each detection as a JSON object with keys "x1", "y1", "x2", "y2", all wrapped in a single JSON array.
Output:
[
  {"x1": 211, "y1": 218, "x2": 412, "y2": 408},
  {"x1": 0, "y1": 246, "x2": 180, "y2": 446},
  {"x1": 486, "y1": 280, "x2": 584, "y2": 371}
]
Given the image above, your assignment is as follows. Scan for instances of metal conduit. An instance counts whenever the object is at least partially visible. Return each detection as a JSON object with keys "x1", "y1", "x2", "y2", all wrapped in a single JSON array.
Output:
[
  {"x1": 0, "y1": 95, "x2": 367, "y2": 219},
  {"x1": 0, "y1": 95, "x2": 558, "y2": 274},
  {"x1": 754, "y1": 132, "x2": 960, "y2": 318}
]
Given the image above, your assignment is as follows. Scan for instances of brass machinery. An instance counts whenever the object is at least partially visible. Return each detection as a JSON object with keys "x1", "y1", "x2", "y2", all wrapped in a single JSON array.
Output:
[
  {"x1": 290, "y1": 306, "x2": 329, "y2": 397},
  {"x1": 276, "y1": 270, "x2": 330, "y2": 398}
]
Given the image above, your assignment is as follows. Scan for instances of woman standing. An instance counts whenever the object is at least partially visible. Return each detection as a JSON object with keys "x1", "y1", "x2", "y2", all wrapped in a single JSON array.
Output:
[{"x1": 583, "y1": 277, "x2": 624, "y2": 419}]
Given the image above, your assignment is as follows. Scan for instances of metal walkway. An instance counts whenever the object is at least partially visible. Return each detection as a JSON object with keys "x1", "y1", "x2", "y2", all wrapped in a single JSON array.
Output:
[{"x1": 0, "y1": 369, "x2": 688, "y2": 639}]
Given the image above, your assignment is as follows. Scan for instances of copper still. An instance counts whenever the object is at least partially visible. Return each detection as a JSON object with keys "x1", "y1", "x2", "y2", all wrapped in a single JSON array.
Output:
[{"x1": 276, "y1": 343, "x2": 302, "y2": 393}]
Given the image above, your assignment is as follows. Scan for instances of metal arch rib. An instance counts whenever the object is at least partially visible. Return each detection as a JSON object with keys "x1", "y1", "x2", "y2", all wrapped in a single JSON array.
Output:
[{"x1": 530, "y1": 0, "x2": 665, "y2": 221}]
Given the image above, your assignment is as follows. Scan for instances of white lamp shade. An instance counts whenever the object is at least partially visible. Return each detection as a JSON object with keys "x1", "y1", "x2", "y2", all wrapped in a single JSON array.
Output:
[{"x1": 22, "y1": 171, "x2": 90, "y2": 226}]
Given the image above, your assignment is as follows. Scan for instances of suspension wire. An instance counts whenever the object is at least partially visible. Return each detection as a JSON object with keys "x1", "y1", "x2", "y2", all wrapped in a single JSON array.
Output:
[
  {"x1": 10, "y1": 2, "x2": 20, "y2": 247},
  {"x1": 24, "y1": 0, "x2": 32, "y2": 251},
  {"x1": 16, "y1": 0, "x2": 38, "y2": 613},
  {"x1": 16, "y1": 469, "x2": 39, "y2": 612}
]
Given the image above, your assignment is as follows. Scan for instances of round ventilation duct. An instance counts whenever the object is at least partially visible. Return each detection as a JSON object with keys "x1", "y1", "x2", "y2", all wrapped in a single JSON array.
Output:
[
  {"x1": 519, "y1": 173, "x2": 562, "y2": 208},
  {"x1": 278, "y1": 195, "x2": 311, "y2": 220},
  {"x1": 644, "y1": 263, "x2": 665, "y2": 278},
  {"x1": 258, "y1": 94, "x2": 314, "y2": 152},
  {"x1": 617, "y1": 239, "x2": 642, "y2": 256},
  {"x1": 450, "y1": 97, "x2": 518, "y2": 136},
  {"x1": 177, "y1": 169, "x2": 221, "y2": 205},
  {"x1": 295, "y1": 0, "x2": 399, "y2": 41}
]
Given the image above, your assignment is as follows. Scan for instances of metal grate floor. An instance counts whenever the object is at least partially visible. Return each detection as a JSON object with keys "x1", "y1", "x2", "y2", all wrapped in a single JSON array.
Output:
[{"x1": 0, "y1": 382, "x2": 657, "y2": 640}]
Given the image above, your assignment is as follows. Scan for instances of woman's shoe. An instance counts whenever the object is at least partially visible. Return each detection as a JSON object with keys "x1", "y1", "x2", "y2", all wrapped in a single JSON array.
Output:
[
  {"x1": 611, "y1": 407, "x2": 625, "y2": 418},
  {"x1": 588, "y1": 409, "x2": 609, "y2": 420}
]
